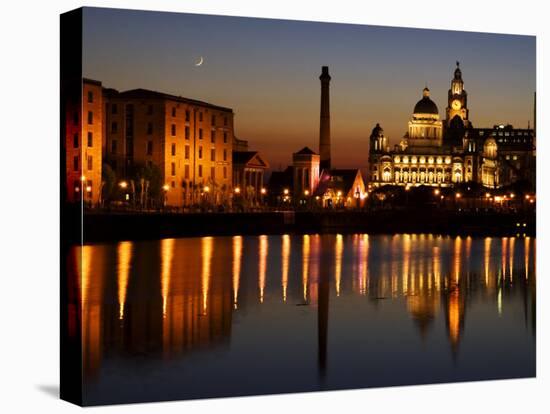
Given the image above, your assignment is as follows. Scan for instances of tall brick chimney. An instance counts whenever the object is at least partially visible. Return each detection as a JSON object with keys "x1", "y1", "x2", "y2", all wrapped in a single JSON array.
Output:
[{"x1": 319, "y1": 66, "x2": 331, "y2": 170}]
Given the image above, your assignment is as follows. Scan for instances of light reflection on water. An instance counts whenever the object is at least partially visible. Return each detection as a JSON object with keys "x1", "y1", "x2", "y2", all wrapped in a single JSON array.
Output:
[{"x1": 71, "y1": 234, "x2": 536, "y2": 405}]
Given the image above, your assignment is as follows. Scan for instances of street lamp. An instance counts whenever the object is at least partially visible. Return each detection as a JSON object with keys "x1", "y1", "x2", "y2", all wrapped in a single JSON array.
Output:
[
  {"x1": 203, "y1": 185, "x2": 210, "y2": 193},
  {"x1": 434, "y1": 188, "x2": 440, "y2": 196},
  {"x1": 162, "y1": 184, "x2": 169, "y2": 209},
  {"x1": 304, "y1": 189, "x2": 310, "y2": 196},
  {"x1": 283, "y1": 188, "x2": 289, "y2": 195},
  {"x1": 260, "y1": 188, "x2": 267, "y2": 195},
  {"x1": 234, "y1": 187, "x2": 241, "y2": 194},
  {"x1": 119, "y1": 181, "x2": 128, "y2": 189}
]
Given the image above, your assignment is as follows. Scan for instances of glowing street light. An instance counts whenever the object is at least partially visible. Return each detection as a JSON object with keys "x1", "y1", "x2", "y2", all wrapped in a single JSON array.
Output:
[
  {"x1": 203, "y1": 185, "x2": 210, "y2": 193},
  {"x1": 162, "y1": 184, "x2": 170, "y2": 192},
  {"x1": 283, "y1": 188, "x2": 289, "y2": 195},
  {"x1": 85, "y1": 186, "x2": 92, "y2": 193},
  {"x1": 337, "y1": 191, "x2": 342, "y2": 197},
  {"x1": 485, "y1": 192, "x2": 491, "y2": 198},
  {"x1": 434, "y1": 189, "x2": 440, "y2": 196},
  {"x1": 260, "y1": 188, "x2": 267, "y2": 195},
  {"x1": 509, "y1": 193, "x2": 515, "y2": 198},
  {"x1": 455, "y1": 192, "x2": 462, "y2": 199},
  {"x1": 119, "y1": 181, "x2": 128, "y2": 189},
  {"x1": 304, "y1": 189, "x2": 310, "y2": 196},
  {"x1": 234, "y1": 187, "x2": 241, "y2": 194}
]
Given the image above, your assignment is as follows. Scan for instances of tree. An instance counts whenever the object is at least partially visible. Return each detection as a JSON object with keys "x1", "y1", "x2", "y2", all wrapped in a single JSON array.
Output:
[
  {"x1": 101, "y1": 163, "x2": 117, "y2": 205},
  {"x1": 129, "y1": 163, "x2": 163, "y2": 209}
]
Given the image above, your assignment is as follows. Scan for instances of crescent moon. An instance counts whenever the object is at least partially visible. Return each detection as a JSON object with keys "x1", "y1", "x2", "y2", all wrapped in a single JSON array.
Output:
[{"x1": 195, "y1": 56, "x2": 204, "y2": 66}]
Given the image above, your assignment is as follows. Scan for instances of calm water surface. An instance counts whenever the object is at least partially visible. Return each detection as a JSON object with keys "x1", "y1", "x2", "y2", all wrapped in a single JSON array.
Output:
[{"x1": 70, "y1": 234, "x2": 536, "y2": 405}]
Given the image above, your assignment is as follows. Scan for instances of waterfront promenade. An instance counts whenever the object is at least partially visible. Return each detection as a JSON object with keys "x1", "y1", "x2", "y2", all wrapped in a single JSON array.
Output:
[{"x1": 71, "y1": 207, "x2": 535, "y2": 243}]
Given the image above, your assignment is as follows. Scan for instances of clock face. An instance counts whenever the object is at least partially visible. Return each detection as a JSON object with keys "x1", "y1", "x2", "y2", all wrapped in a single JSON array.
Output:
[{"x1": 452, "y1": 99, "x2": 462, "y2": 110}]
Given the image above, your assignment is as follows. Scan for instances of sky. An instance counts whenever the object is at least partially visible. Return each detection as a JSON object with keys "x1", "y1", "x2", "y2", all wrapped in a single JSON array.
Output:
[{"x1": 83, "y1": 7, "x2": 536, "y2": 170}]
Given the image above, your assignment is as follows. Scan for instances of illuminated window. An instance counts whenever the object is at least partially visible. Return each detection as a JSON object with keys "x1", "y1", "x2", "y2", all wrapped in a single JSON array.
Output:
[
  {"x1": 411, "y1": 156, "x2": 417, "y2": 164},
  {"x1": 403, "y1": 156, "x2": 409, "y2": 164},
  {"x1": 419, "y1": 156, "x2": 425, "y2": 164},
  {"x1": 445, "y1": 157, "x2": 451, "y2": 164},
  {"x1": 428, "y1": 157, "x2": 434, "y2": 164},
  {"x1": 436, "y1": 157, "x2": 442, "y2": 164},
  {"x1": 394, "y1": 156, "x2": 400, "y2": 163}
]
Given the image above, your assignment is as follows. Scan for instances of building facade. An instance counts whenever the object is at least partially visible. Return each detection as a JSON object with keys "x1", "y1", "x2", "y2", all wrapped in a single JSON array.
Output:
[
  {"x1": 103, "y1": 88, "x2": 235, "y2": 207},
  {"x1": 292, "y1": 147, "x2": 320, "y2": 198},
  {"x1": 368, "y1": 62, "x2": 535, "y2": 190},
  {"x1": 65, "y1": 78, "x2": 103, "y2": 205},
  {"x1": 232, "y1": 151, "x2": 270, "y2": 204}
]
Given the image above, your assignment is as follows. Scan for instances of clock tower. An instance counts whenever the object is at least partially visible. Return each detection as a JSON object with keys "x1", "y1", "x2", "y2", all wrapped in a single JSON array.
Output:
[{"x1": 446, "y1": 61, "x2": 470, "y2": 128}]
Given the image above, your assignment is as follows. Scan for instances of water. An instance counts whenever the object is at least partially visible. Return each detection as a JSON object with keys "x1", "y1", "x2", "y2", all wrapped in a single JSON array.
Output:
[{"x1": 68, "y1": 234, "x2": 536, "y2": 405}]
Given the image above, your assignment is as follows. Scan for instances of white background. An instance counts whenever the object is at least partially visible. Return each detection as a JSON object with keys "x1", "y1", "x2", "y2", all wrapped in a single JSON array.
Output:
[{"x1": 0, "y1": 0, "x2": 548, "y2": 412}]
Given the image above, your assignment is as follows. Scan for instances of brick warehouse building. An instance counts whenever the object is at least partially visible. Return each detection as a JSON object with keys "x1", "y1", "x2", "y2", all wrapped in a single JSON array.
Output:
[
  {"x1": 65, "y1": 78, "x2": 103, "y2": 205},
  {"x1": 65, "y1": 79, "x2": 245, "y2": 208},
  {"x1": 103, "y1": 88, "x2": 235, "y2": 207}
]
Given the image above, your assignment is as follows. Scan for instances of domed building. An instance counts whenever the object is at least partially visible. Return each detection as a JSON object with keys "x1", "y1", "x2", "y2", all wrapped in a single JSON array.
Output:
[
  {"x1": 407, "y1": 87, "x2": 443, "y2": 147},
  {"x1": 368, "y1": 62, "x2": 536, "y2": 189}
]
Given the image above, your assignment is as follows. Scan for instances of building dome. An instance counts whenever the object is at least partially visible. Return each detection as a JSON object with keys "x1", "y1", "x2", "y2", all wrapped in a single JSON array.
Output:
[{"x1": 413, "y1": 87, "x2": 439, "y2": 115}]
